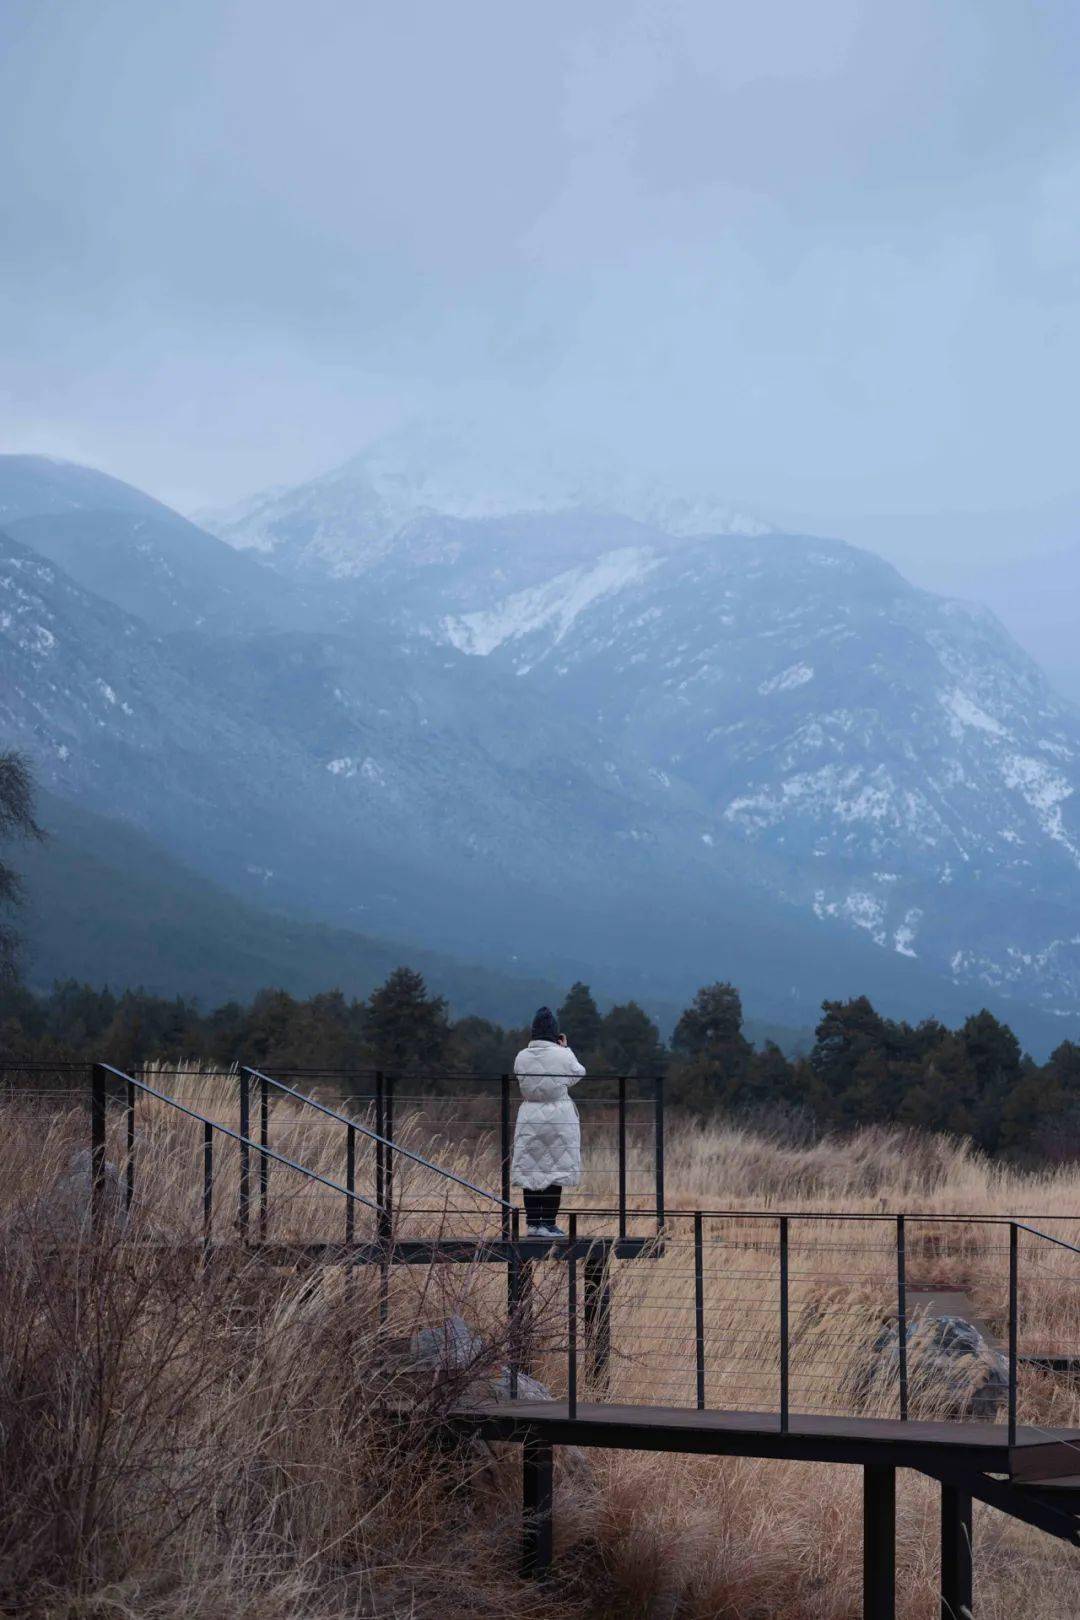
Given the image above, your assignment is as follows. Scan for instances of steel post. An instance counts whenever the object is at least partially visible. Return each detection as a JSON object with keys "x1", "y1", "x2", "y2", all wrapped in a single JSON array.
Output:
[
  {"x1": 500, "y1": 1073, "x2": 511, "y2": 1242},
  {"x1": 258, "y1": 1073, "x2": 269, "y2": 1242},
  {"x1": 238, "y1": 1068, "x2": 250, "y2": 1240},
  {"x1": 567, "y1": 1215, "x2": 578, "y2": 1419},
  {"x1": 618, "y1": 1076, "x2": 627, "y2": 1239},
  {"x1": 522, "y1": 1436, "x2": 554, "y2": 1579},
  {"x1": 508, "y1": 1207, "x2": 521, "y2": 1398},
  {"x1": 374, "y1": 1070, "x2": 385, "y2": 1231},
  {"x1": 345, "y1": 1124, "x2": 356, "y2": 1245},
  {"x1": 897, "y1": 1214, "x2": 909, "y2": 1421},
  {"x1": 125, "y1": 1078, "x2": 135, "y2": 1212},
  {"x1": 779, "y1": 1215, "x2": 789, "y2": 1432},
  {"x1": 202, "y1": 1121, "x2": 214, "y2": 1260},
  {"x1": 90, "y1": 1062, "x2": 107, "y2": 1231},
  {"x1": 940, "y1": 1483, "x2": 973, "y2": 1620},
  {"x1": 583, "y1": 1248, "x2": 611, "y2": 1395},
  {"x1": 653, "y1": 1076, "x2": 665, "y2": 1234},
  {"x1": 695, "y1": 1211, "x2": 706, "y2": 1410},
  {"x1": 1009, "y1": 1222, "x2": 1019, "y2": 1446},
  {"x1": 863, "y1": 1465, "x2": 896, "y2": 1620},
  {"x1": 384, "y1": 1075, "x2": 395, "y2": 1242}
]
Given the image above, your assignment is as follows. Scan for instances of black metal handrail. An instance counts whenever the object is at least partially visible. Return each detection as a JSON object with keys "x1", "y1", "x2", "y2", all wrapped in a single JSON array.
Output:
[
  {"x1": 240, "y1": 1065, "x2": 511, "y2": 1243},
  {"x1": 91, "y1": 1062, "x2": 377, "y2": 1252},
  {"x1": 248, "y1": 1065, "x2": 667, "y2": 1240},
  {"x1": 535, "y1": 1208, "x2": 1080, "y2": 1448}
]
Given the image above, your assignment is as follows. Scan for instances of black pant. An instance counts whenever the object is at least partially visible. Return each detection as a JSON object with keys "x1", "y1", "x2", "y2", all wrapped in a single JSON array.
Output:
[{"x1": 523, "y1": 1184, "x2": 562, "y2": 1227}]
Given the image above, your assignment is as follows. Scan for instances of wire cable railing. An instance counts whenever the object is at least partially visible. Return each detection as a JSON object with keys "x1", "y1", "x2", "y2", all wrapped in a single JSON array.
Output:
[
  {"x1": 240, "y1": 1065, "x2": 511, "y2": 1243},
  {"x1": 91, "y1": 1061, "x2": 377, "y2": 1254}
]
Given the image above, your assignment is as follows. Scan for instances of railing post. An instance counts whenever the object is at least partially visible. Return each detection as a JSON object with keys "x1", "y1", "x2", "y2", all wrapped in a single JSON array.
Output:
[
  {"x1": 202, "y1": 1121, "x2": 214, "y2": 1260},
  {"x1": 90, "y1": 1062, "x2": 107, "y2": 1231},
  {"x1": 238, "y1": 1067, "x2": 250, "y2": 1241},
  {"x1": 653, "y1": 1075, "x2": 665, "y2": 1235},
  {"x1": 374, "y1": 1069, "x2": 385, "y2": 1227},
  {"x1": 897, "y1": 1214, "x2": 908, "y2": 1422},
  {"x1": 258, "y1": 1071, "x2": 269, "y2": 1242},
  {"x1": 1008, "y1": 1221, "x2": 1019, "y2": 1446},
  {"x1": 567, "y1": 1214, "x2": 578, "y2": 1419},
  {"x1": 383, "y1": 1074, "x2": 395, "y2": 1242},
  {"x1": 500, "y1": 1073, "x2": 512, "y2": 1242},
  {"x1": 695, "y1": 1211, "x2": 706, "y2": 1410},
  {"x1": 508, "y1": 1207, "x2": 521, "y2": 1399},
  {"x1": 345, "y1": 1123, "x2": 356, "y2": 1245},
  {"x1": 779, "y1": 1215, "x2": 789, "y2": 1433},
  {"x1": 584, "y1": 1247, "x2": 611, "y2": 1396},
  {"x1": 125, "y1": 1077, "x2": 135, "y2": 1213},
  {"x1": 618, "y1": 1076, "x2": 627, "y2": 1240}
]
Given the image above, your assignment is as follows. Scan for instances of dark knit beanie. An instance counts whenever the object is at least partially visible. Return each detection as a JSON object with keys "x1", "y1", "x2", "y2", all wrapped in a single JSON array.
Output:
[{"x1": 531, "y1": 1006, "x2": 560, "y2": 1043}]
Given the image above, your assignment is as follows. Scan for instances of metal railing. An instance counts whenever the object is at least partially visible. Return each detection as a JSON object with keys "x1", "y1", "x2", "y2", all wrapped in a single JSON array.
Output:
[
  {"x1": 90, "y1": 1062, "x2": 377, "y2": 1253},
  {"x1": 254, "y1": 1066, "x2": 667, "y2": 1237},
  {"x1": 239, "y1": 1066, "x2": 511, "y2": 1244},
  {"x1": 506, "y1": 1209, "x2": 1080, "y2": 1444}
]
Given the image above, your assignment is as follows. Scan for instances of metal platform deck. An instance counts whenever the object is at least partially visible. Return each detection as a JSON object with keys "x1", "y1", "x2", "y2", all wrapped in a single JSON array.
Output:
[
  {"x1": 449, "y1": 1397, "x2": 1080, "y2": 1477},
  {"x1": 447, "y1": 1398, "x2": 1080, "y2": 1613}
]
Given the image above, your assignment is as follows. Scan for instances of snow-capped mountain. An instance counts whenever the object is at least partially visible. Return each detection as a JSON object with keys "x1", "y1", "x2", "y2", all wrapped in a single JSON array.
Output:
[
  {"x1": 435, "y1": 527, "x2": 1080, "y2": 1010},
  {"x1": 201, "y1": 419, "x2": 771, "y2": 577},
  {"x1": 203, "y1": 443, "x2": 1080, "y2": 1023},
  {"x1": 5, "y1": 449, "x2": 1080, "y2": 1048}
]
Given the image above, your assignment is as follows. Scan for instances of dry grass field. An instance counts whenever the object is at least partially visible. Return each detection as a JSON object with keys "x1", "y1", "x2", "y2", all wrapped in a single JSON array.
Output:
[{"x1": 3, "y1": 1070, "x2": 1080, "y2": 1618}]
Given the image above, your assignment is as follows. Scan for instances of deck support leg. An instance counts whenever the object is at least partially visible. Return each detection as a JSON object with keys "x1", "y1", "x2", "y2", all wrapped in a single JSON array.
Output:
[
  {"x1": 940, "y1": 1483, "x2": 972, "y2": 1619},
  {"x1": 522, "y1": 1436, "x2": 554, "y2": 1579},
  {"x1": 863, "y1": 1465, "x2": 896, "y2": 1620},
  {"x1": 584, "y1": 1251, "x2": 611, "y2": 1395},
  {"x1": 517, "y1": 1258, "x2": 535, "y2": 1376}
]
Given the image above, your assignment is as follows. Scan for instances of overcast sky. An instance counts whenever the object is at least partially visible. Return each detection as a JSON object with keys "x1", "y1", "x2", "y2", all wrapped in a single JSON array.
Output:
[{"x1": 2, "y1": 0, "x2": 1080, "y2": 564}]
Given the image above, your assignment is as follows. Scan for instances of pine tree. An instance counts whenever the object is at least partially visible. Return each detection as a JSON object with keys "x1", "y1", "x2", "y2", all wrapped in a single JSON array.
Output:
[
  {"x1": 669, "y1": 981, "x2": 753, "y2": 1110},
  {"x1": 558, "y1": 982, "x2": 602, "y2": 1057},
  {"x1": 599, "y1": 1001, "x2": 666, "y2": 1076},
  {"x1": 364, "y1": 967, "x2": 449, "y2": 1073}
]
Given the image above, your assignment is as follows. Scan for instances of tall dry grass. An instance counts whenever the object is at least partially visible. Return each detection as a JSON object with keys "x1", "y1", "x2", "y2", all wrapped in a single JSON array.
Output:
[{"x1": 4, "y1": 1075, "x2": 1080, "y2": 1617}]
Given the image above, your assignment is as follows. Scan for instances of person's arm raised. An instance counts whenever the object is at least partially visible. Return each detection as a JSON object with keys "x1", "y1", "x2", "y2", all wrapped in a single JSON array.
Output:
[{"x1": 562, "y1": 1044, "x2": 587, "y2": 1080}]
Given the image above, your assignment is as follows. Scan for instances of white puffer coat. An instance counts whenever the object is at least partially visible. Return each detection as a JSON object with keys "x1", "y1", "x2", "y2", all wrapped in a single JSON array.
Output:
[{"x1": 510, "y1": 1039, "x2": 586, "y2": 1190}]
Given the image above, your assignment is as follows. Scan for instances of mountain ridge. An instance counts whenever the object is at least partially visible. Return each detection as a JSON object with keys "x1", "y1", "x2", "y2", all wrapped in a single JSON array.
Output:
[{"x1": 4, "y1": 451, "x2": 1080, "y2": 1056}]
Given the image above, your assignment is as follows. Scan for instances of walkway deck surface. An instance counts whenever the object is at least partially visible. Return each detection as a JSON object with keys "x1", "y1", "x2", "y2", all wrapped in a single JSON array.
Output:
[{"x1": 451, "y1": 1398, "x2": 1080, "y2": 1480}]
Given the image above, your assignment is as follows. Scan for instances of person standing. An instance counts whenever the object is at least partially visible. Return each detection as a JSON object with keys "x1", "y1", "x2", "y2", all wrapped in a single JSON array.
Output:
[{"x1": 510, "y1": 1006, "x2": 586, "y2": 1237}]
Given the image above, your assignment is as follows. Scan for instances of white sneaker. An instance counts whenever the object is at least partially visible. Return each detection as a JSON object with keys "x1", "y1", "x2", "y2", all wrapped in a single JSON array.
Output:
[{"x1": 525, "y1": 1224, "x2": 546, "y2": 1237}]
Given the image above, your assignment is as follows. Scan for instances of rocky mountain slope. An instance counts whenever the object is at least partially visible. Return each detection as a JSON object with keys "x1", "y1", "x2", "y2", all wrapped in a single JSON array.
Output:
[
  {"x1": 4, "y1": 449, "x2": 1080, "y2": 1050},
  {"x1": 203, "y1": 438, "x2": 1080, "y2": 1028}
]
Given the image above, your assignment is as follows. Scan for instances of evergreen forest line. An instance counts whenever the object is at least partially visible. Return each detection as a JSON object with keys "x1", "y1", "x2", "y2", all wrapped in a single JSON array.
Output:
[{"x1": 3, "y1": 969, "x2": 1079, "y2": 1162}]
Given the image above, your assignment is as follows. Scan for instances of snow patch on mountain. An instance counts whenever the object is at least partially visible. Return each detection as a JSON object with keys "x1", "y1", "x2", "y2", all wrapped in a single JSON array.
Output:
[
  {"x1": 942, "y1": 688, "x2": 1009, "y2": 737},
  {"x1": 1001, "y1": 753, "x2": 1078, "y2": 861},
  {"x1": 442, "y1": 548, "x2": 659, "y2": 658},
  {"x1": 759, "y1": 662, "x2": 814, "y2": 696},
  {"x1": 326, "y1": 755, "x2": 385, "y2": 785}
]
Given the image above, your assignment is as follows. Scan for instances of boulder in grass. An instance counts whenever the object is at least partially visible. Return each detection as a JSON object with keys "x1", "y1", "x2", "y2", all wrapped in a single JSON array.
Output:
[
  {"x1": 406, "y1": 1313, "x2": 555, "y2": 1404},
  {"x1": 5, "y1": 1147, "x2": 127, "y2": 1237},
  {"x1": 867, "y1": 1313, "x2": 1009, "y2": 1419},
  {"x1": 408, "y1": 1313, "x2": 485, "y2": 1371}
]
